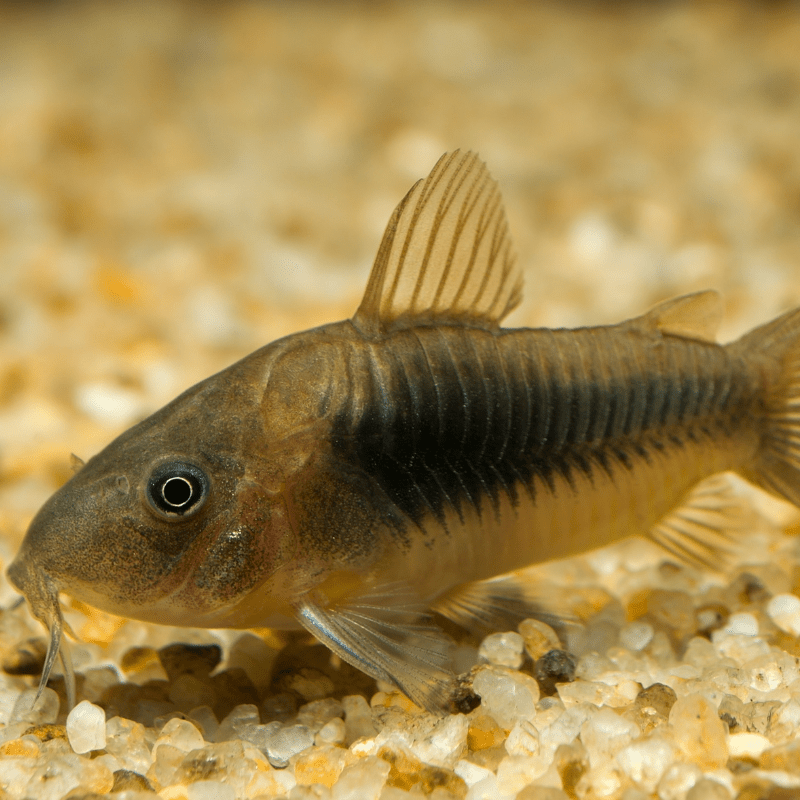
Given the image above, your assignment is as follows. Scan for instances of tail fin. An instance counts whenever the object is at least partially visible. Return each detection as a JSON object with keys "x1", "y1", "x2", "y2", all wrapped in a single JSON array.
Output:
[{"x1": 736, "y1": 306, "x2": 800, "y2": 507}]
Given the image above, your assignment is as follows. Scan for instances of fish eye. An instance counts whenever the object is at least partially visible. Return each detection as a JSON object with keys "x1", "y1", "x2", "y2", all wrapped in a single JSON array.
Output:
[{"x1": 146, "y1": 461, "x2": 209, "y2": 519}]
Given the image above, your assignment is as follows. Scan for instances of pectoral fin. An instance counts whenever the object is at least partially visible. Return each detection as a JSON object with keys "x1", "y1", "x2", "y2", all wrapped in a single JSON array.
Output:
[{"x1": 294, "y1": 583, "x2": 455, "y2": 713}]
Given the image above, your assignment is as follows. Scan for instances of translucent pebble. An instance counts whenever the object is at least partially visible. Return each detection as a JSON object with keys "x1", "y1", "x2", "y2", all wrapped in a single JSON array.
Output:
[
  {"x1": 656, "y1": 762, "x2": 702, "y2": 800},
  {"x1": 557, "y1": 677, "x2": 640, "y2": 709},
  {"x1": 465, "y1": 773, "x2": 515, "y2": 800},
  {"x1": 155, "y1": 717, "x2": 206, "y2": 754},
  {"x1": 262, "y1": 692, "x2": 298, "y2": 723},
  {"x1": 580, "y1": 707, "x2": 639, "y2": 766},
  {"x1": 615, "y1": 735, "x2": 679, "y2": 792},
  {"x1": 682, "y1": 637, "x2": 719, "y2": 669},
  {"x1": 505, "y1": 720, "x2": 540, "y2": 757},
  {"x1": 331, "y1": 755, "x2": 390, "y2": 800},
  {"x1": 619, "y1": 621, "x2": 654, "y2": 651},
  {"x1": 478, "y1": 631, "x2": 525, "y2": 669},
  {"x1": 296, "y1": 698, "x2": 345, "y2": 732},
  {"x1": 316, "y1": 717, "x2": 346, "y2": 745},
  {"x1": 214, "y1": 702, "x2": 260, "y2": 742},
  {"x1": 342, "y1": 695, "x2": 377, "y2": 744},
  {"x1": 768, "y1": 698, "x2": 800, "y2": 740},
  {"x1": 727, "y1": 731, "x2": 770, "y2": 758},
  {"x1": 668, "y1": 694, "x2": 727, "y2": 769},
  {"x1": 723, "y1": 612, "x2": 758, "y2": 636},
  {"x1": 416, "y1": 713, "x2": 470, "y2": 768},
  {"x1": 632, "y1": 683, "x2": 677, "y2": 735},
  {"x1": 711, "y1": 629, "x2": 770, "y2": 661},
  {"x1": 265, "y1": 723, "x2": 315, "y2": 767},
  {"x1": 294, "y1": 743, "x2": 354, "y2": 789},
  {"x1": 238, "y1": 720, "x2": 282, "y2": 754},
  {"x1": 454, "y1": 759, "x2": 494, "y2": 787},
  {"x1": 767, "y1": 593, "x2": 800, "y2": 636},
  {"x1": 515, "y1": 788, "x2": 570, "y2": 800},
  {"x1": 147, "y1": 742, "x2": 185, "y2": 789},
  {"x1": 187, "y1": 706, "x2": 219, "y2": 741},
  {"x1": 12, "y1": 687, "x2": 59, "y2": 725},
  {"x1": 23, "y1": 745, "x2": 114, "y2": 798},
  {"x1": 104, "y1": 717, "x2": 152, "y2": 774},
  {"x1": 66, "y1": 699, "x2": 107, "y2": 754},
  {"x1": 187, "y1": 779, "x2": 236, "y2": 800},
  {"x1": 468, "y1": 713, "x2": 506, "y2": 752},
  {"x1": 496, "y1": 753, "x2": 552, "y2": 795},
  {"x1": 759, "y1": 738, "x2": 800, "y2": 774},
  {"x1": 537, "y1": 705, "x2": 591, "y2": 752},
  {"x1": 472, "y1": 665, "x2": 539, "y2": 730},
  {"x1": 685, "y1": 778, "x2": 732, "y2": 800},
  {"x1": 291, "y1": 785, "x2": 333, "y2": 800},
  {"x1": 518, "y1": 618, "x2": 561, "y2": 660}
]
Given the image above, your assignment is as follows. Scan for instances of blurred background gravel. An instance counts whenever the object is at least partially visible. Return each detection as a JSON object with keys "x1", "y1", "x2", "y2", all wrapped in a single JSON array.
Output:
[{"x1": 1, "y1": 3, "x2": 800, "y2": 793}]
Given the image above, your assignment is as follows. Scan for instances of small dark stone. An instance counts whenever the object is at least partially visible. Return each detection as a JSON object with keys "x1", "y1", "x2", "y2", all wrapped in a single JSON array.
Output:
[{"x1": 533, "y1": 649, "x2": 577, "y2": 696}]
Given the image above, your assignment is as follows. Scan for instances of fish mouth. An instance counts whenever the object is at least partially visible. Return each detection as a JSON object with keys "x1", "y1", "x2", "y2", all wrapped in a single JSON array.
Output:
[{"x1": 7, "y1": 557, "x2": 76, "y2": 710}]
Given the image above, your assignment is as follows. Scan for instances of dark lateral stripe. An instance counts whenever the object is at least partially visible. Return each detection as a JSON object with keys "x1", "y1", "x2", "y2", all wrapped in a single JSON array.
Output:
[{"x1": 331, "y1": 324, "x2": 751, "y2": 531}]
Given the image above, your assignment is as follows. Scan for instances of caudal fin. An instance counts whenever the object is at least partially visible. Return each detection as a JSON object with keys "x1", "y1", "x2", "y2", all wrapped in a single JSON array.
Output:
[{"x1": 736, "y1": 306, "x2": 800, "y2": 507}]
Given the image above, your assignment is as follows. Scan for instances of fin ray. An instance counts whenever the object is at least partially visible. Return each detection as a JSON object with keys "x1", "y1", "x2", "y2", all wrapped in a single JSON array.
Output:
[
  {"x1": 648, "y1": 473, "x2": 756, "y2": 570},
  {"x1": 294, "y1": 583, "x2": 455, "y2": 713},
  {"x1": 354, "y1": 151, "x2": 522, "y2": 334}
]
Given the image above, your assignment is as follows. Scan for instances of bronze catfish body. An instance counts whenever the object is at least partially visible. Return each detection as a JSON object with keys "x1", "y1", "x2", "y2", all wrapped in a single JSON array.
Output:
[{"x1": 8, "y1": 151, "x2": 800, "y2": 712}]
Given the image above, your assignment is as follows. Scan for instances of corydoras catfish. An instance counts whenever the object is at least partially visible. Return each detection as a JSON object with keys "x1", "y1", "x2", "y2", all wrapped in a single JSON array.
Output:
[{"x1": 8, "y1": 151, "x2": 800, "y2": 713}]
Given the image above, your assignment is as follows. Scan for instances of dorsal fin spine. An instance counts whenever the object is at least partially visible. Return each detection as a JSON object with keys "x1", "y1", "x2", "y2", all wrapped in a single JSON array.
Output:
[{"x1": 354, "y1": 149, "x2": 522, "y2": 335}]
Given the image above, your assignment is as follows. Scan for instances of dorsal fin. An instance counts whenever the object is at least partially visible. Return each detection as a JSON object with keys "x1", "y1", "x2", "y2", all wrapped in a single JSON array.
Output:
[
  {"x1": 634, "y1": 290, "x2": 723, "y2": 343},
  {"x1": 353, "y1": 150, "x2": 523, "y2": 335}
]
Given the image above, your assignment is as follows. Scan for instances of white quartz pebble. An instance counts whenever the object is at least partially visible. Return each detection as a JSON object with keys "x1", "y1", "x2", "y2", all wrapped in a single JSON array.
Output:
[
  {"x1": 478, "y1": 631, "x2": 525, "y2": 668},
  {"x1": 187, "y1": 780, "x2": 236, "y2": 800},
  {"x1": 66, "y1": 700, "x2": 107, "y2": 754},
  {"x1": 619, "y1": 621, "x2": 654, "y2": 651},
  {"x1": 767, "y1": 593, "x2": 800, "y2": 636},
  {"x1": 723, "y1": 612, "x2": 758, "y2": 636},
  {"x1": 472, "y1": 665, "x2": 540, "y2": 730}
]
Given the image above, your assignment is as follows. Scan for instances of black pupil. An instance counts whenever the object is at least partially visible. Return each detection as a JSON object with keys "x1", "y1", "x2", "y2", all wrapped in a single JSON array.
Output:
[
  {"x1": 148, "y1": 462, "x2": 207, "y2": 517},
  {"x1": 162, "y1": 476, "x2": 193, "y2": 508}
]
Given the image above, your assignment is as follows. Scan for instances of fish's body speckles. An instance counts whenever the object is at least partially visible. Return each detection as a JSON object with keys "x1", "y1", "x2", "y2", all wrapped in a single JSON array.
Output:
[{"x1": 9, "y1": 151, "x2": 800, "y2": 713}]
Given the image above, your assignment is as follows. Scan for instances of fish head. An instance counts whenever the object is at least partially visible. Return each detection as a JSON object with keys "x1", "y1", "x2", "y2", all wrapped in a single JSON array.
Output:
[{"x1": 7, "y1": 358, "x2": 303, "y2": 638}]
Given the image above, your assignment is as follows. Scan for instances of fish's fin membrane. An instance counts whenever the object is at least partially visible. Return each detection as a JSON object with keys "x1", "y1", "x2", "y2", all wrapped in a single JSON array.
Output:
[
  {"x1": 648, "y1": 473, "x2": 759, "y2": 571},
  {"x1": 735, "y1": 306, "x2": 800, "y2": 507},
  {"x1": 635, "y1": 290, "x2": 723, "y2": 343},
  {"x1": 433, "y1": 575, "x2": 575, "y2": 636},
  {"x1": 294, "y1": 583, "x2": 455, "y2": 714},
  {"x1": 353, "y1": 150, "x2": 522, "y2": 335}
]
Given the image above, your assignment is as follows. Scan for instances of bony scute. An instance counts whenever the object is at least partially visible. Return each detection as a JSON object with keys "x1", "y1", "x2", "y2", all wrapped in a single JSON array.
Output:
[{"x1": 8, "y1": 150, "x2": 800, "y2": 713}]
